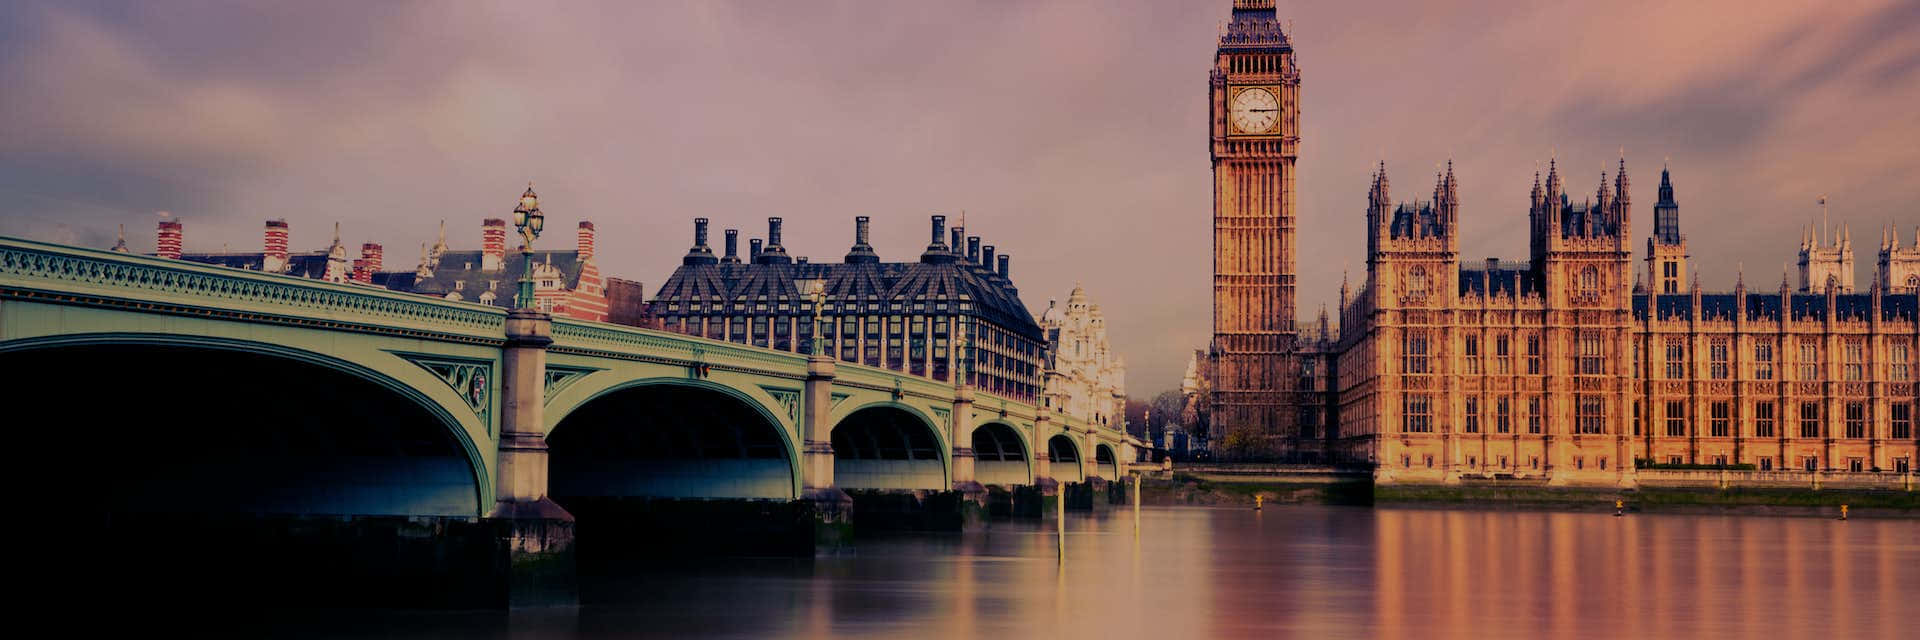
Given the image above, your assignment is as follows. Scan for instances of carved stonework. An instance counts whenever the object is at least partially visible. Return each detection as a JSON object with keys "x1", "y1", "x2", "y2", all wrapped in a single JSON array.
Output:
[
  {"x1": 1707, "y1": 381, "x2": 1734, "y2": 396},
  {"x1": 760, "y1": 385, "x2": 800, "y2": 423},
  {"x1": 394, "y1": 353, "x2": 493, "y2": 433},
  {"x1": 1797, "y1": 381, "x2": 1822, "y2": 396},
  {"x1": 1842, "y1": 382, "x2": 1869, "y2": 397},
  {"x1": 543, "y1": 365, "x2": 599, "y2": 403},
  {"x1": 930, "y1": 406, "x2": 951, "y2": 433}
]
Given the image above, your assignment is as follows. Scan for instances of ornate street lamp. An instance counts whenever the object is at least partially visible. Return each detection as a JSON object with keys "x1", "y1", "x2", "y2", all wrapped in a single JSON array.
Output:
[
  {"x1": 512, "y1": 183, "x2": 545, "y2": 310},
  {"x1": 794, "y1": 277, "x2": 827, "y2": 355}
]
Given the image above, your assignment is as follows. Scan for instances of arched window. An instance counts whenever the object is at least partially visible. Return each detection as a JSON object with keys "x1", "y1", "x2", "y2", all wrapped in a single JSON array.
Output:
[
  {"x1": 1407, "y1": 267, "x2": 1428, "y2": 299},
  {"x1": 1907, "y1": 275, "x2": 1918, "y2": 292},
  {"x1": 1580, "y1": 266, "x2": 1600, "y2": 292}
]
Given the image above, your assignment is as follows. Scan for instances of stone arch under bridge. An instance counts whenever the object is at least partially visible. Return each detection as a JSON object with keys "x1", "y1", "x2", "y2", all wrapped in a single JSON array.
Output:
[{"x1": 0, "y1": 333, "x2": 490, "y2": 518}]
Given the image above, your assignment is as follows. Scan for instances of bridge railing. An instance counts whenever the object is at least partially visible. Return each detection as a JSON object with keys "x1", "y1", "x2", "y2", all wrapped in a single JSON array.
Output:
[
  {"x1": 0, "y1": 236, "x2": 508, "y2": 343},
  {"x1": 550, "y1": 317, "x2": 811, "y2": 375}
]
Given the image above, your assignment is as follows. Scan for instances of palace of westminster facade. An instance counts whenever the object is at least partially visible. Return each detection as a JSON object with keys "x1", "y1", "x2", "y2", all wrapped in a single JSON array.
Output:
[{"x1": 1202, "y1": 1, "x2": 1920, "y2": 481}]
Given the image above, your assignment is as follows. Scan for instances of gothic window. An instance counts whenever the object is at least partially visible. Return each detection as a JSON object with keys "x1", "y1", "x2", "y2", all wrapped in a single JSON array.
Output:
[
  {"x1": 1496, "y1": 397, "x2": 1511, "y2": 434},
  {"x1": 1494, "y1": 334, "x2": 1512, "y2": 374},
  {"x1": 1665, "y1": 400, "x2": 1687, "y2": 437},
  {"x1": 1465, "y1": 397, "x2": 1480, "y2": 433},
  {"x1": 1709, "y1": 339, "x2": 1730, "y2": 380},
  {"x1": 1633, "y1": 401, "x2": 1643, "y2": 436},
  {"x1": 1908, "y1": 275, "x2": 1919, "y2": 293},
  {"x1": 1407, "y1": 267, "x2": 1429, "y2": 301},
  {"x1": 1665, "y1": 338, "x2": 1687, "y2": 379},
  {"x1": 1403, "y1": 394, "x2": 1433, "y2": 433},
  {"x1": 1893, "y1": 403, "x2": 1912, "y2": 440},
  {"x1": 1843, "y1": 340, "x2": 1865, "y2": 381},
  {"x1": 1576, "y1": 396, "x2": 1606, "y2": 434},
  {"x1": 1710, "y1": 401, "x2": 1731, "y2": 437},
  {"x1": 1799, "y1": 402, "x2": 1821, "y2": 438},
  {"x1": 1754, "y1": 342, "x2": 1775, "y2": 380},
  {"x1": 1578, "y1": 333, "x2": 1605, "y2": 375},
  {"x1": 1403, "y1": 331, "x2": 1430, "y2": 374},
  {"x1": 1845, "y1": 402, "x2": 1866, "y2": 439},
  {"x1": 1463, "y1": 335, "x2": 1481, "y2": 375},
  {"x1": 1579, "y1": 266, "x2": 1600, "y2": 293},
  {"x1": 1525, "y1": 334, "x2": 1542, "y2": 375},
  {"x1": 1894, "y1": 342, "x2": 1912, "y2": 381},
  {"x1": 1799, "y1": 340, "x2": 1820, "y2": 380},
  {"x1": 1527, "y1": 397, "x2": 1543, "y2": 434},
  {"x1": 1754, "y1": 402, "x2": 1775, "y2": 438}
]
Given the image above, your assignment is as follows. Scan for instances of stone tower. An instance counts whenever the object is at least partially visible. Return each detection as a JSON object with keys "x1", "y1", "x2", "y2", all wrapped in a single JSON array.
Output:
[
  {"x1": 1645, "y1": 166, "x2": 1688, "y2": 294},
  {"x1": 1209, "y1": 0, "x2": 1302, "y2": 457},
  {"x1": 1876, "y1": 224, "x2": 1920, "y2": 293},
  {"x1": 1798, "y1": 208, "x2": 1855, "y2": 292}
]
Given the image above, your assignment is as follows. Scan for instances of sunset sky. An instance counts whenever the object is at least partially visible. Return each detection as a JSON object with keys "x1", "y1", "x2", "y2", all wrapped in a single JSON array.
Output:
[{"x1": 3, "y1": 0, "x2": 1917, "y2": 393}]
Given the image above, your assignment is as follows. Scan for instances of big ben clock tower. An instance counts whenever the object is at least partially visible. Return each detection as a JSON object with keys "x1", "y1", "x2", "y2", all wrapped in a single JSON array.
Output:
[{"x1": 1210, "y1": 0, "x2": 1301, "y2": 456}]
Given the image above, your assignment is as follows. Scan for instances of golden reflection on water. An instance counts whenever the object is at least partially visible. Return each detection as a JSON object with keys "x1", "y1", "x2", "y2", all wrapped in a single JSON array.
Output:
[{"x1": 263, "y1": 506, "x2": 1920, "y2": 639}]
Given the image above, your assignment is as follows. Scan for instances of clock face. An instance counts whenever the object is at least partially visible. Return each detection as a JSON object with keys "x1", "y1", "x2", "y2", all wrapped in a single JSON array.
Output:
[{"x1": 1230, "y1": 87, "x2": 1278, "y2": 134}]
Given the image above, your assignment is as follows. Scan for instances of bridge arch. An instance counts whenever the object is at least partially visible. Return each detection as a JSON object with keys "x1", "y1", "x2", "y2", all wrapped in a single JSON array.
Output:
[
  {"x1": 0, "y1": 333, "x2": 489, "y2": 517},
  {"x1": 1094, "y1": 443, "x2": 1119, "y2": 481},
  {"x1": 971, "y1": 421, "x2": 1031, "y2": 487},
  {"x1": 1047, "y1": 433, "x2": 1084, "y2": 483},
  {"x1": 832, "y1": 402, "x2": 948, "y2": 489},
  {"x1": 546, "y1": 378, "x2": 800, "y2": 500}
]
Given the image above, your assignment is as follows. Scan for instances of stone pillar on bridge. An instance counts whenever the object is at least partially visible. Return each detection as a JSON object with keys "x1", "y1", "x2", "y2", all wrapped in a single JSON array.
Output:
[
  {"x1": 801, "y1": 350, "x2": 852, "y2": 544},
  {"x1": 950, "y1": 384, "x2": 988, "y2": 527},
  {"x1": 1031, "y1": 406, "x2": 1060, "y2": 518},
  {"x1": 490, "y1": 309, "x2": 576, "y2": 607}
]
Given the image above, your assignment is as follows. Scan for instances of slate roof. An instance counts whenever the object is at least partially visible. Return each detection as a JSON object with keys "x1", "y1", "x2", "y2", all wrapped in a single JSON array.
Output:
[
  {"x1": 1630, "y1": 292, "x2": 1920, "y2": 323},
  {"x1": 388, "y1": 249, "x2": 588, "y2": 308},
  {"x1": 1458, "y1": 260, "x2": 1539, "y2": 297},
  {"x1": 178, "y1": 251, "x2": 339, "y2": 279},
  {"x1": 1389, "y1": 202, "x2": 1445, "y2": 240},
  {"x1": 651, "y1": 245, "x2": 1042, "y2": 340}
]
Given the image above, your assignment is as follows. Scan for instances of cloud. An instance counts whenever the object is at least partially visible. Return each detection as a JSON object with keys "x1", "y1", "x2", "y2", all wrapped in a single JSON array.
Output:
[{"x1": 1, "y1": 0, "x2": 1916, "y2": 394}]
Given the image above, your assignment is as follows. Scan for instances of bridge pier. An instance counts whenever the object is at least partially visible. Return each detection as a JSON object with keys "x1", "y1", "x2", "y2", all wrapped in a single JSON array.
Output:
[
  {"x1": 950, "y1": 385, "x2": 990, "y2": 529},
  {"x1": 800, "y1": 352, "x2": 853, "y2": 548},
  {"x1": 488, "y1": 309, "x2": 577, "y2": 608},
  {"x1": 1030, "y1": 407, "x2": 1062, "y2": 518}
]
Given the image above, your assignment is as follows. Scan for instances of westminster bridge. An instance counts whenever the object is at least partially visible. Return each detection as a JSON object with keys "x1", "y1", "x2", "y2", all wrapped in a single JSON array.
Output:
[{"x1": 0, "y1": 236, "x2": 1142, "y2": 607}]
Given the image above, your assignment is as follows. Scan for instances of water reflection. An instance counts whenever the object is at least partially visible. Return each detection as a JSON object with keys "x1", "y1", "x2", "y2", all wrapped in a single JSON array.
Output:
[{"x1": 249, "y1": 507, "x2": 1917, "y2": 639}]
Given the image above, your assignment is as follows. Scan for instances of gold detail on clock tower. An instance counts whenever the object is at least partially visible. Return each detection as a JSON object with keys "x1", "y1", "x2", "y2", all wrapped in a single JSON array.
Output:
[{"x1": 1209, "y1": 0, "x2": 1303, "y2": 457}]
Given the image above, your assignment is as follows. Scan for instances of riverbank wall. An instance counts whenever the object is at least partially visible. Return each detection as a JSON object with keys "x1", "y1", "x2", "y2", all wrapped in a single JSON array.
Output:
[{"x1": 1137, "y1": 464, "x2": 1920, "y2": 517}]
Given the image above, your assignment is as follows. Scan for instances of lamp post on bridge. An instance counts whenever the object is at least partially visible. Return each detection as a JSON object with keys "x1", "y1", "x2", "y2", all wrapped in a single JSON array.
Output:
[
  {"x1": 796, "y1": 277, "x2": 827, "y2": 356},
  {"x1": 492, "y1": 181, "x2": 573, "y2": 608},
  {"x1": 512, "y1": 184, "x2": 546, "y2": 311}
]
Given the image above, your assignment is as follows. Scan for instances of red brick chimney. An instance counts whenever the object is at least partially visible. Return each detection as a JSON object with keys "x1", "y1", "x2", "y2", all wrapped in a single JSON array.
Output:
[
  {"x1": 577, "y1": 221, "x2": 596, "y2": 259},
  {"x1": 353, "y1": 242, "x2": 383, "y2": 283},
  {"x1": 482, "y1": 218, "x2": 507, "y2": 271},
  {"x1": 156, "y1": 220, "x2": 183, "y2": 259},
  {"x1": 262, "y1": 219, "x2": 289, "y2": 272}
]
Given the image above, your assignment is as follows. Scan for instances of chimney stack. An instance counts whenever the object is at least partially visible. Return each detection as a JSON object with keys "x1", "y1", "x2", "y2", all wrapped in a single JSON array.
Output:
[
  {"x1": 353, "y1": 243, "x2": 383, "y2": 283},
  {"x1": 577, "y1": 221, "x2": 596, "y2": 259},
  {"x1": 262, "y1": 219, "x2": 289, "y2": 272},
  {"x1": 951, "y1": 225, "x2": 964, "y2": 254},
  {"x1": 684, "y1": 218, "x2": 717, "y2": 265},
  {"x1": 997, "y1": 253, "x2": 1010, "y2": 278},
  {"x1": 481, "y1": 218, "x2": 507, "y2": 271},
  {"x1": 750, "y1": 238, "x2": 763, "y2": 260},
  {"x1": 156, "y1": 220, "x2": 183, "y2": 259},
  {"x1": 921, "y1": 215, "x2": 957, "y2": 263},
  {"x1": 756, "y1": 217, "x2": 791, "y2": 264},
  {"x1": 967, "y1": 236, "x2": 982, "y2": 263},
  {"x1": 846, "y1": 216, "x2": 880, "y2": 263},
  {"x1": 981, "y1": 244, "x2": 996, "y2": 272},
  {"x1": 722, "y1": 229, "x2": 741, "y2": 263}
]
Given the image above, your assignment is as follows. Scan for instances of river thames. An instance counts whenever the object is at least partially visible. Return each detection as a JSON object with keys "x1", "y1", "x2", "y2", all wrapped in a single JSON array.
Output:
[{"x1": 257, "y1": 506, "x2": 1916, "y2": 639}]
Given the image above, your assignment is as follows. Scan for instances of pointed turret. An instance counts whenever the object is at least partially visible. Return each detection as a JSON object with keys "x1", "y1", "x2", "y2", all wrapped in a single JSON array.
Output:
[{"x1": 110, "y1": 224, "x2": 129, "y2": 252}]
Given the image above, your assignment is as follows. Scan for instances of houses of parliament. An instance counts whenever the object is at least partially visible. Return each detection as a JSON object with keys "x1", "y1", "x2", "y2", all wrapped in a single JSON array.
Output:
[{"x1": 1202, "y1": 1, "x2": 1920, "y2": 483}]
